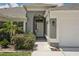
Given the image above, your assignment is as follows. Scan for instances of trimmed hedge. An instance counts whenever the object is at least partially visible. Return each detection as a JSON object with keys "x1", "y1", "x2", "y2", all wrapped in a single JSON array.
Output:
[{"x1": 12, "y1": 33, "x2": 36, "y2": 50}]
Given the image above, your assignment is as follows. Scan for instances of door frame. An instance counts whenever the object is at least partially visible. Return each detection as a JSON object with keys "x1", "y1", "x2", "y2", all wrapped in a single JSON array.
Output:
[{"x1": 33, "y1": 16, "x2": 46, "y2": 38}]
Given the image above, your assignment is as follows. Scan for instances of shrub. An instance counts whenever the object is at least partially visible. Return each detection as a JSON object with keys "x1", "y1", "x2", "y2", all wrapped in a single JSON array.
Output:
[
  {"x1": 12, "y1": 33, "x2": 36, "y2": 50},
  {"x1": 23, "y1": 33, "x2": 36, "y2": 49},
  {"x1": 0, "y1": 39, "x2": 9, "y2": 48}
]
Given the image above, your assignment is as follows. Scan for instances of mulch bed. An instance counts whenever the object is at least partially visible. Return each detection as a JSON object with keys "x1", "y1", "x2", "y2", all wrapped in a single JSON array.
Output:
[
  {"x1": 0, "y1": 45, "x2": 33, "y2": 52},
  {"x1": 0, "y1": 45, "x2": 15, "y2": 52}
]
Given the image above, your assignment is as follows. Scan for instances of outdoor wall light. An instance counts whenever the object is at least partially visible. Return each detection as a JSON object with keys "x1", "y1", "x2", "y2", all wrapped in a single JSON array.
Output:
[{"x1": 52, "y1": 20, "x2": 55, "y2": 26}]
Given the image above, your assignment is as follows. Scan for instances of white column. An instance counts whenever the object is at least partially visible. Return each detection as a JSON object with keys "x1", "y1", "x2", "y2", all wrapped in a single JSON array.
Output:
[
  {"x1": 48, "y1": 20, "x2": 50, "y2": 37},
  {"x1": 48, "y1": 11, "x2": 50, "y2": 38},
  {"x1": 23, "y1": 21, "x2": 26, "y2": 33}
]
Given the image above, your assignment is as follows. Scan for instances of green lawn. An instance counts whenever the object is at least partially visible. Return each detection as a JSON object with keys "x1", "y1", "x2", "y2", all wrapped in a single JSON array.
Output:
[{"x1": 0, "y1": 52, "x2": 31, "y2": 56}]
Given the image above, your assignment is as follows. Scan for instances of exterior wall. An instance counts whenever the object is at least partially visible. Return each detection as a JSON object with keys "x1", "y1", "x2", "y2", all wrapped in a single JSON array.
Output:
[
  {"x1": 27, "y1": 11, "x2": 44, "y2": 32},
  {"x1": 50, "y1": 10, "x2": 79, "y2": 47}
]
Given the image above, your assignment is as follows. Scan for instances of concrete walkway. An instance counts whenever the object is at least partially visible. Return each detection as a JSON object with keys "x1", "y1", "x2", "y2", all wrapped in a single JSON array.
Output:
[
  {"x1": 32, "y1": 38, "x2": 64, "y2": 56},
  {"x1": 32, "y1": 41, "x2": 53, "y2": 56}
]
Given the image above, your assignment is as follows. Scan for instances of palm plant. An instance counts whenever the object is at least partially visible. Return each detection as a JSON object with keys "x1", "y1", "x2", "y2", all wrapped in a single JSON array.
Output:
[
  {"x1": 0, "y1": 20, "x2": 18, "y2": 42},
  {"x1": 3, "y1": 21, "x2": 17, "y2": 37}
]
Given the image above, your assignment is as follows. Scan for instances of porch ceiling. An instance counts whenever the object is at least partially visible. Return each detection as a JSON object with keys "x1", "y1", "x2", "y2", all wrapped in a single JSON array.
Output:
[{"x1": 23, "y1": 3, "x2": 57, "y2": 11}]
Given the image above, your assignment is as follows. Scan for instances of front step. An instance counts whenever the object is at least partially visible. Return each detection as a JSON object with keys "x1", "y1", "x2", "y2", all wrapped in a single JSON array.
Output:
[{"x1": 49, "y1": 42, "x2": 59, "y2": 48}]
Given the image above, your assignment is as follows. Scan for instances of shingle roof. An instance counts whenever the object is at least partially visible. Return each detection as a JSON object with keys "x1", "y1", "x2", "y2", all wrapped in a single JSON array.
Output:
[
  {"x1": 0, "y1": 7, "x2": 27, "y2": 21},
  {"x1": 51, "y1": 3, "x2": 79, "y2": 10}
]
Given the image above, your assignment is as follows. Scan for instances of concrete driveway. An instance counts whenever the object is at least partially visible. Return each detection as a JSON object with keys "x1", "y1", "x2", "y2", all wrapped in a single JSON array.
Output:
[
  {"x1": 50, "y1": 47, "x2": 79, "y2": 56},
  {"x1": 62, "y1": 48, "x2": 79, "y2": 56}
]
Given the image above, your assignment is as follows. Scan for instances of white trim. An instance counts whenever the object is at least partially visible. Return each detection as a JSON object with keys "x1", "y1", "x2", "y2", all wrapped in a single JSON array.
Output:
[
  {"x1": 23, "y1": 21, "x2": 26, "y2": 32},
  {"x1": 45, "y1": 35, "x2": 59, "y2": 43}
]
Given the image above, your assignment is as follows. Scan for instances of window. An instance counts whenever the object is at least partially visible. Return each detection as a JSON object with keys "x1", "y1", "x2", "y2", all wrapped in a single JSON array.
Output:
[
  {"x1": 50, "y1": 18, "x2": 56, "y2": 38},
  {"x1": 13, "y1": 21, "x2": 23, "y2": 33}
]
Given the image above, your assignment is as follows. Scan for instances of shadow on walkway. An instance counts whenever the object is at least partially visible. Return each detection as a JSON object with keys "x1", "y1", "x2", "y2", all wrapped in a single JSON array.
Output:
[
  {"x1": 33, "y1": 37, "x2": 47, "y2": 51},
  {"x1": 36, "y1": 37, "x2": 47, "y2": 42}
]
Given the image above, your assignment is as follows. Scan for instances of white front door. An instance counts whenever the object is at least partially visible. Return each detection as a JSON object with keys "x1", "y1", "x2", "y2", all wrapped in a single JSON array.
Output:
[{"x1": 36, "y1": 22, "x2": 44, "y2": 37}]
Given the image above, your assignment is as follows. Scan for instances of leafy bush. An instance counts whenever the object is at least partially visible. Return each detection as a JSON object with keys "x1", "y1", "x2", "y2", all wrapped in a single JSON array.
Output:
[
  {"x1": 16, "y1": 27, "x2": 24, "y2": 34},
  {"x1": 0, "y1": 20, "x2": 23, "y2": 42},
  {"x1": 12, "y1": 33, "x2": 36, "y2": 50},
  {"x1": 0, "y1": 39, "x2": 9, "y2": 48}
]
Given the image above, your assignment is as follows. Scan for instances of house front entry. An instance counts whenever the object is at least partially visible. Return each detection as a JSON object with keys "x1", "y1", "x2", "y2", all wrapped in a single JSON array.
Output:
[
  {"x1": 36, "y1": 21, "x2": 44, "y2": 37},
  {"x1": 33, "y1": 15, "x2": 45, "y2": 38}
]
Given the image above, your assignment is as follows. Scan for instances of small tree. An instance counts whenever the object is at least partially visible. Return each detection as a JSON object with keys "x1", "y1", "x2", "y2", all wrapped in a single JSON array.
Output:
[
  {"x1": 4, "y1": 21, "x2": 12, "y2": 33},
  {"x1": 0, "y1": 20, "x2": 18, "y2": 42},
  {"x1": 3, "y1": 21, "x2": 17, "y2": 39}
]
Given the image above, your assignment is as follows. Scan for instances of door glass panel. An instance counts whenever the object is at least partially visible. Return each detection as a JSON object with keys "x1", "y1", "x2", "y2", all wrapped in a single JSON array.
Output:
[
  {"x1": 36, "y1": 22, "x2": 44, "y2": 37},
  {"x1": 50, "y1": 18, "x2": 56, "y2": 38}
]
